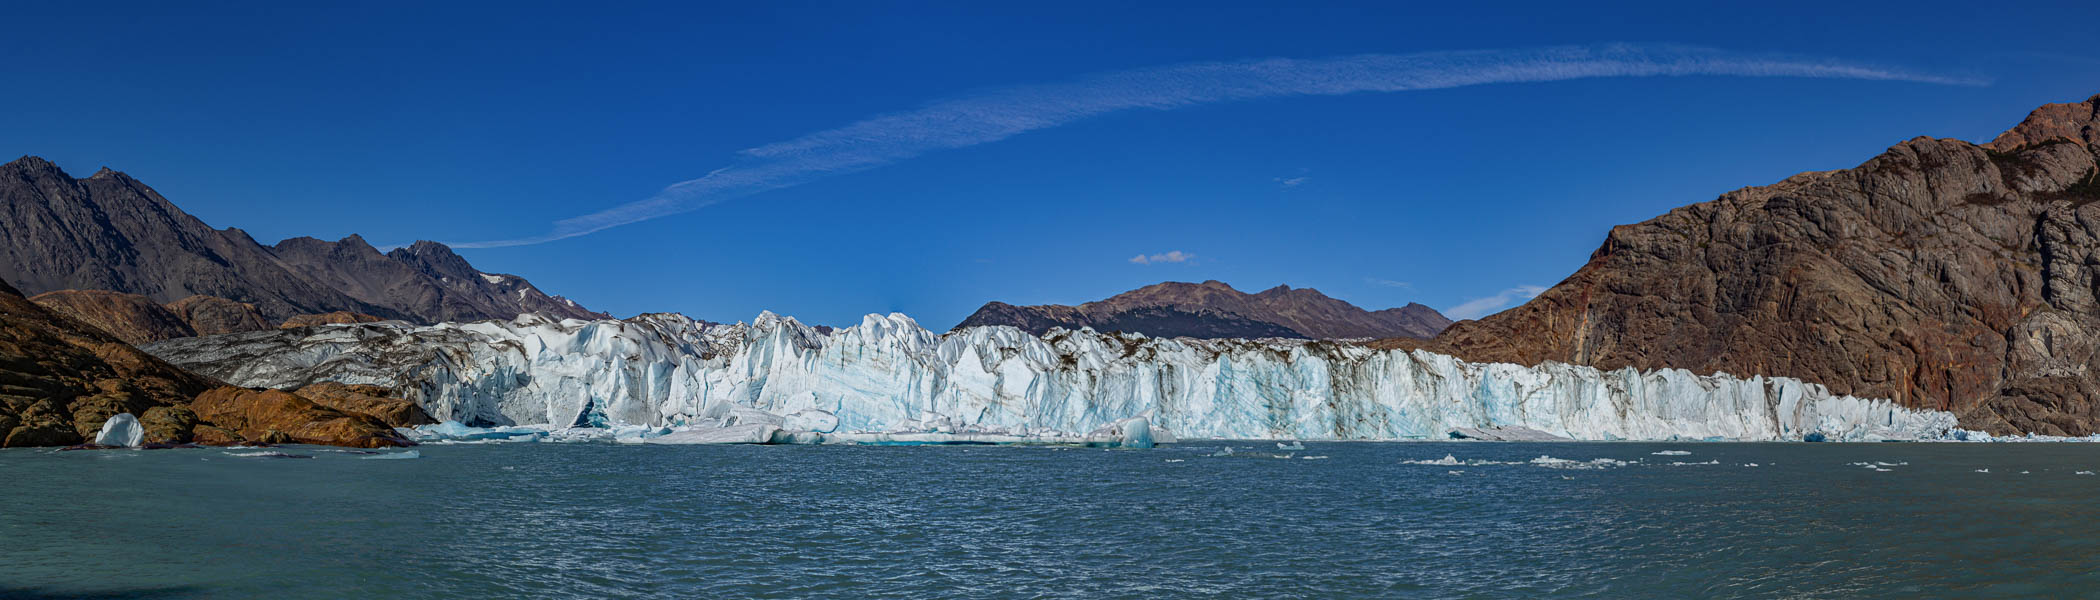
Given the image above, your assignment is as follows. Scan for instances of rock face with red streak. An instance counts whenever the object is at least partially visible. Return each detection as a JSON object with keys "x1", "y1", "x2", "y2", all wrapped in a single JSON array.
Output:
[
  {"x1": 163, "y1": 295, "x2": 273, "y2": 337},
  {"x1": 292, "y1": 382, "x2": 436, "y2": 428},
  {"x1": 188, "y1": 386, "x2": 413, "y2": 448},
  {"x1": 1388, "y1": 94, "x2": 2100, "y2": 436}
]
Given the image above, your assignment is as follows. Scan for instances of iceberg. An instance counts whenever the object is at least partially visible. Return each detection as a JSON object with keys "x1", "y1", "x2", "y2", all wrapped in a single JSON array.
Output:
[
  {"x1": 93, "y1": 413, "x2": 144, "y2": 448},
  {"x1": 147, "y1": 310, "x2": 1963, "y2": 443}
]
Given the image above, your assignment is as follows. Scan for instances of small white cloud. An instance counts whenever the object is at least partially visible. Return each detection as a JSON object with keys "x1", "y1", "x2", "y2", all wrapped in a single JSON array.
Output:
[
  {"x1": 1366, "y1": 278, "x2": 1411, "y2": 288},
  {"x1": 1444, "y1": 285, "x2": 1548, "y2": 320},
  {"x1": 1275, "y1": 176, "x2": 1309, "y2": 188},
  {"x1": 1130, "y1": 251, "x2": 1195, "y2": 265}
]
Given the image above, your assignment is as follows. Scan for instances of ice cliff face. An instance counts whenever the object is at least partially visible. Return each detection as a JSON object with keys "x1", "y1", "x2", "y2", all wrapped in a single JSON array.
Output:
[{"x1": 144, "y1": 312, "x2": 1960, "y2": 442}]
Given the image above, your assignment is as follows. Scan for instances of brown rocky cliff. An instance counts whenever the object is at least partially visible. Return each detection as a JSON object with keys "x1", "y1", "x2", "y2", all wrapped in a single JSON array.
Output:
[
  {"x1": 292, "y1": 382, "x2": 435, "y2": 428},
  {"x1": 1396, "y1": 93, "x2": 2100, "y2": 436},
  {"x1": 189, "y1": 386, "x2": 412, "y2": 448},
  {"x1": 0, "y1": 279, "x2": 217, "y2": 446},
  {"x1": 29, "y1": 289, "x2": 197, "y2": 345}
]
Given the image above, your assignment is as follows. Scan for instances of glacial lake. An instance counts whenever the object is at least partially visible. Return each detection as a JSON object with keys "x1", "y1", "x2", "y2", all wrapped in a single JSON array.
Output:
[{"x1": 3, "y1": 441, "x2": 2098, "y2": 599}]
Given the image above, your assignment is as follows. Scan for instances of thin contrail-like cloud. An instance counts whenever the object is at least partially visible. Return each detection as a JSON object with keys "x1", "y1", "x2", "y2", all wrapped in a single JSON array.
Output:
[{"x1": 451, "y1": 44, "x2": 1983, "y2": 248}]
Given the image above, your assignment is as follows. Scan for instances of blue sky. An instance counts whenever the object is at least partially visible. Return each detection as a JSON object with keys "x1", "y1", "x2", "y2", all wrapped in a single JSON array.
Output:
[{"x1": 5, "y1": 1, "x2": 2098, "y2": 327}]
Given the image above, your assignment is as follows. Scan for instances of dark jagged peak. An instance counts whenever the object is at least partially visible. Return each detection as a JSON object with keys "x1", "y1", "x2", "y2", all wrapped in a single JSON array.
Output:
[
  {"x1": 0, "y1": 155, "x2": 602, "y2": 325},
  {"x1": 387, "y1": 239, "x2": 479, "y2": 279},
  {"x1": 956, "y1": 280, "x2": 1451, "y2": 340},
  {"x1": 3, "y1": 155, "x2": 61, "y2": 175}
]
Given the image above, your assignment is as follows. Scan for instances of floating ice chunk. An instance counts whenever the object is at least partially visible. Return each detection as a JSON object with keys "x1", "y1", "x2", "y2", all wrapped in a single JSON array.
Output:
[
  {"x1": 1447, "y1": 470, "x2": 1464, "y2": 475},
  {"x1": 94, "y1": 413, "x2": 144, "y2": 448},
  {"x1": 1150, "y1": 427, "x2": 1178, "y2": 445},
  {"x1": 1743, "y1": 463, "x2": 1760, "y2": 467},
  {"x1": 1403, "y1": 454, "x2": 1464, "y2": 466},
  {"x1": 1449, "y1": 426, "x2": 1571, "y2": 442},
  {"x1": 409, "y1": 421, "x2": 547, "y2": 442},
  {"x1": 1651, "y1": 450, "x2": 1691, "y2": 456},
  {"x1": 1277, "y1": 441, "x2": 1305, "y2": 451},
  {"x1": 1207, "y1": 447, "x2": 1236, "y2": 457},
  {"x1": 768, "y1": 429, "x2": 824, "y2": 445},
  {"x1": 647, "y1": 424, "x2": 781, "y2": 445},
  {"x1": 225, "y1": 451, "x2": 311, "y2": 459},
  {"x1": 1301, "y1": 455, "x2": 1329, "y2": 460},
  {"x1": 362, "y1": 450, "x2": 421, "y2": 460},
  {"x1": 1084, "y1": 416, "x2": 1154, "y2": 449},
  {"x1": 782, "y1": 409, "x2": 840, "y2": 433},
  {"x1": 2078, "y1": 471, "x2": 2094, "y2": 475},
  {"x1": 1530, "y1": 455, "x2": 1631, "y2": 470},
  {"x1": 1164, "y1": 459, "x2": 1185, "y2": 463},
  {"x1": 1975, "y1": 468, "x2": 1990, "y2": 473},
  {"x1": 1667, "y1": 460, "x2": 1721, "y2": 466}
]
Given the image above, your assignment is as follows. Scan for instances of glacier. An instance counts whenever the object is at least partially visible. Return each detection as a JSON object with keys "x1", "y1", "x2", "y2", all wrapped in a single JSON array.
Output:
[{"x1": 143, "y1": 311, "x2": 1961, "y2": 443}]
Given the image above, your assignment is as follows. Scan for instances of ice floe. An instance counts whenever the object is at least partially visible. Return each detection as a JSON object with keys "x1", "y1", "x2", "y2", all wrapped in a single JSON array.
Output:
[{"x1": 93, "y1": 413, "x2": 144, "y2": 448}]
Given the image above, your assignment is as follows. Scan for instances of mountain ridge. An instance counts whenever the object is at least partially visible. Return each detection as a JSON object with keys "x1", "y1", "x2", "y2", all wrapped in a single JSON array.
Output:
[
  {"x1": 954, "y1": 280, "x2": 1451, "y2": 339},
  {"x1": 0, "y1": 156, "x2": 606, "y2": 325}
]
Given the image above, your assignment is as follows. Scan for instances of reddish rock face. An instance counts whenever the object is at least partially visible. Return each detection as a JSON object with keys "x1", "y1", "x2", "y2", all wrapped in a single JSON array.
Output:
[
  {"x1": 1391, "y1": 94, "x2": 2100, "y2": 436},
  {"x1": 956, "y1": 280, "x2": 1453, "y2": 340},
  {"x1": 0, "y1": 280, "x2": 216, "y2": 447},
  {"x1": 29, "y1": 289, "x2": 196, "y2": 345},
  {"x1": 188, "y1": 387, "x2": 413, "y2": 448},
  {"x1": 163, "y1": 295, "x2": 273, "y2": 337},
  {"x1": 292, "y1": 382, "x2": 436, "y2": 428},
  {"x1": 278, "y1": 311, "x2": 388, "y2": 329}
]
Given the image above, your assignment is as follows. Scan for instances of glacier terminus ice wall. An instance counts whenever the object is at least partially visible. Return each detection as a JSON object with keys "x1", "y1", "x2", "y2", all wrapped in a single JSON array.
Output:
[{"x1": 145, "y1": 312, "x2": 1960, "y2": 442}]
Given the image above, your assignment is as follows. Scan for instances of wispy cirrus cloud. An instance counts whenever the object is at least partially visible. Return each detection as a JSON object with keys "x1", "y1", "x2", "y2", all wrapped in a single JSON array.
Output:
[
  {"x1": 1445, "y1": 285, "x2": 1549, "y2": 320},
  {"x1": 1129, "y1": 251, "x2": 1195, "y2": 265},
  {"x1": 1366, "y1": 278, "x2": 1412, "y2": 288},
  {"x1": 450, "y1": 44, "x2": 1982, "y2": 248}
]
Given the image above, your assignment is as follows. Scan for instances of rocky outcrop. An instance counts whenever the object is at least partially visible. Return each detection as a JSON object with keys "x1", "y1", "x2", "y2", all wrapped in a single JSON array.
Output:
[
  {"x1": 164, "y1": 295, "x2": 273, "y2": 336},
  {"x1": 1392, "y1": 94, "x2": 2100, "y2": 436},
  {"x1": 28, "y1": 289, "x2": 196, "y2": 345},
  {"x1": 955, "y1": 280, "x2": 1452, "y2": 340},
  {"x1": 188, "y1": 387, "x2": 412, "y2": 448},
  {"x1": 291, "y1": 382, "x2": 434, "y2": 428},
  {"x1": 280, "y1": 311, "x2": 388, "y2": 329},
  {"x1": 0, "y1": 156, "x2": 605, "y2": 324},
  {"x1": 0, "y1": 278, "x2": 216, "y2": 447}
]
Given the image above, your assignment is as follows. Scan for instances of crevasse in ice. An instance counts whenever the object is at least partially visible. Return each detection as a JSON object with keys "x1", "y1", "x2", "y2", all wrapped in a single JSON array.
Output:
[{"x1": 148, "y1": 311, "x2": 1960, "y2": 442}]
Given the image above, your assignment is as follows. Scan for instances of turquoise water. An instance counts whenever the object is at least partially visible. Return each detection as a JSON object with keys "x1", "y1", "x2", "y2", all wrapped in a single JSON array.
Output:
[{"x1": 3, "y1": 442, "x2": 2098, "y2": 599}]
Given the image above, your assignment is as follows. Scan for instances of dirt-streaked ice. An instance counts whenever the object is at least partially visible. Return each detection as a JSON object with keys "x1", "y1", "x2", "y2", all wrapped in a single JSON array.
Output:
[{"x1": 147, "y1": 311, "x2": 1960, "y2": 442}]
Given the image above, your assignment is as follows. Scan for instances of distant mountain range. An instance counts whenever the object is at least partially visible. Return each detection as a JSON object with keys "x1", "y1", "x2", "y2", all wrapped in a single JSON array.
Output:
[
  {"x1": 0, "y1": 156, "x2": 605, "y2": 329},
  {"x1": 954, "y1": 280, "x2": 1451, "y2": 339}
]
